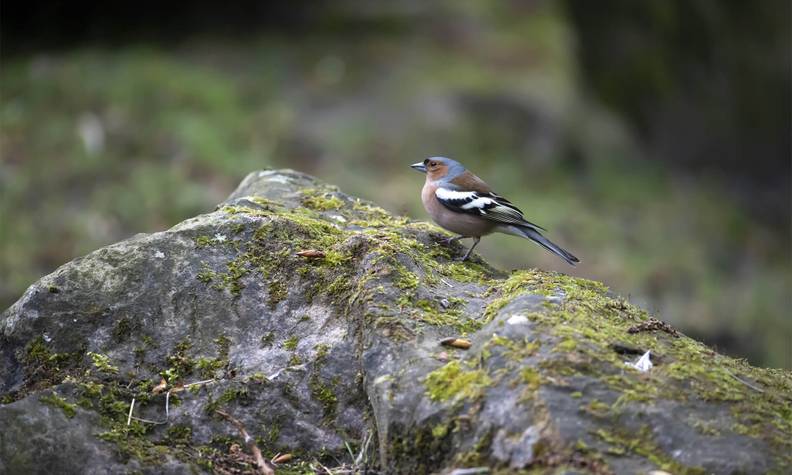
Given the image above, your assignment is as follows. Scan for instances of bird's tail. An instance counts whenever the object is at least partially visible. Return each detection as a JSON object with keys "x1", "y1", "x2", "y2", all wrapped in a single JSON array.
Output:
[{"x1": 500, "y1": 225, "x2": 580, "y2": 266}]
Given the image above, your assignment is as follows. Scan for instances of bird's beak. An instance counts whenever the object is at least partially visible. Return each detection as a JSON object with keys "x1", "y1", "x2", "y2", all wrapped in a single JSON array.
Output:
[{"x1": 410, "y1": 162, "x2": 427, "y2": 173}]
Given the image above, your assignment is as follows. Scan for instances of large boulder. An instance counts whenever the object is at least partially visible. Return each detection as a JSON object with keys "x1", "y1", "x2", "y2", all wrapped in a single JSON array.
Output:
[{"x1": 2, "y1": 170, "x2": 790, "y2": 474}]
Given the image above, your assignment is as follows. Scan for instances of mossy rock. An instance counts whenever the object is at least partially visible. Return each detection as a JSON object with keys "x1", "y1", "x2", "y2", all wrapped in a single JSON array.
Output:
[{"x1": 1, "y1": 170, "x2": 790, "y2": 474}]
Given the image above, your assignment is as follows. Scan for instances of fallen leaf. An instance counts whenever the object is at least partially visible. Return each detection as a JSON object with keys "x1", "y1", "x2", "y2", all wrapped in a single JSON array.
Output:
[
  {"x1": 440, "y1": 337, "x2": 472, "y2": 350},
  {"x1": 296, "y1": 250, "x2": 325, "y2": 258},
  {"x1": 272, "y1": 453, "x2": 293, "y2": 464},
  {"x1": 152, "y1": 378, "x2": 167, "y2": 394}
]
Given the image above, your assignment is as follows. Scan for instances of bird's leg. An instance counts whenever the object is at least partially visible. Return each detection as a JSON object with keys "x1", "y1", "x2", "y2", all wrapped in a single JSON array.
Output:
[
  {"x1": 460, "y1": 237, "x2": 481, "y2": 262},
  {"x1": 442, "y1": 235, "x2": 466, "y2": 246}
]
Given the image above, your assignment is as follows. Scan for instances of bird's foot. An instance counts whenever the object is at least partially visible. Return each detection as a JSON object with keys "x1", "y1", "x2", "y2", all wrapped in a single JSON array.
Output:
[{"x1": 440, "y1": 235, "x2": 465, "y2": 246}]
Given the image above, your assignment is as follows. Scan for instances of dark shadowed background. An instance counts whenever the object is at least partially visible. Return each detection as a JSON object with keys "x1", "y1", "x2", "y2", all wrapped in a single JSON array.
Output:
[{"x1": 1, "y1": 0, "x2": 790, "y2": 368}]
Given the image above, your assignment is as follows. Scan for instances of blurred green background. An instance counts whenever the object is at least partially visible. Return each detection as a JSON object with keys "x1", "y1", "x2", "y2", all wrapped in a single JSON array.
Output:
[{"x1": 1, "y1": 1, "x2": 790, "y2": 368}]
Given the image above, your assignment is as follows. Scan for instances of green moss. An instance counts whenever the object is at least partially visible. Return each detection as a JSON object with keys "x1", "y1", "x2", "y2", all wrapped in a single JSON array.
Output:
[
  {"x1": 40, "y1": 392, "x2": 77, "y2": 418},
  {"x1": 432, "y1": 423, "x2": 449, "y2": 438},
  {"x1": 196, "y1": 264, "x2": 215, "y2": 284},
  {"x1": 207, "y1": 387, "x2": 249, "y2": 414},
  {"x1": 195, "y1": 357, "x2": 224, "y2": 378},
  {"x1": 194, "y1": 235, "x2": 214, "y2": 248},
  {"x1": 88, "y1": 352, "x2": 119, "y2": 374},
  {"x1": 193, "y1": 337, "x2": 230, "y2": 378},
  {"x1": 214, "y1": 335, "x2": 231, "y2": 360},
  {"x1": 394, "y1": 264, "x2": 420, "y2": 291},
  {"x1": 309, "y1": 375, "x2": 339, "y2": 421},
  {"x1": 4, "y1": 337, "x2": 87, "y2": 402},
  {"x1": 388, "y1": 422, "x2": 456, "y2": 472},
  {"x1": 486, "y1": 334, "x2": 540, "y2": 363},
  {"x1": 112, "y1": 317, "x2": 135, "y2": 343},
  {"x1": 268, "y1": 280, "x2": 287, "y2": 307},
  {"x1": 161, "y1": 340, "x2": 194, "y2": 383},
  {"x1": 584, "y1": 399, "x2": 611, "y2": 417},
  {"x1": 439, "y1": 261, "x2": 494, "y2": 284},
  {"x1": 593, "y1": 427, "x2": 705, "y2": 474},
  {"x1": 425, "y1": 361, "x2": 491, "y2": 402},
  {"x1": 260, "y1": 332, "x2": 275, "y2": 348},
  {"x1": 690, "y1": 419, "x2": 721, "y2": 436},
  {"x1": 223, "y1": 259, "x2": 250, "y2": 295},
  {"x1": 520, "y1": 367, "x2": 541, "y2": 390},
  {"x1": 451, "y1": 428, "x2": 494, "y2": 467},
  {"x1": 284, "y1": 336, "x2": 299, "y2": 351},
  {"x1": 165, "y1": 425, "x2": 193, "y2": 445},
  {"x1": 300, "y1": 189, "x2": 344, "y2": 211},
  {"x1": 314, "y1": 344, "x2": 331, "y2": 361},
  {"x1": 554, "y1": 338, "x2": 578, "y2": 352}
]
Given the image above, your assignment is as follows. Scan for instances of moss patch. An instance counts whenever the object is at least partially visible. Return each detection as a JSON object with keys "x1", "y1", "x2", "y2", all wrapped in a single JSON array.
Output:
[
  {"x1": 425, "y1": 361, "x2": 491, "y2": 402},
  {"x1": 40, "y1": 392, "x2": 77, "y2": 418},
  {"x1": 300, "y1": 189, "x2": 344, "y2": 211}
]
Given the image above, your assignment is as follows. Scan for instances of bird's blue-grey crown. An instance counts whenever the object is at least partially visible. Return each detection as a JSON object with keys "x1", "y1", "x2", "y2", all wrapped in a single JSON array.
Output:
[{"x1": 409, "y1": 156, "x2": 466, "y2": 183}]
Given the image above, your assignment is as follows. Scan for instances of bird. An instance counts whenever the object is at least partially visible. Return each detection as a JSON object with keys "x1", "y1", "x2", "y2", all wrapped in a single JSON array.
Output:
[{"x1": 410, "y1": 156, "x2": 580, "y2": 265}]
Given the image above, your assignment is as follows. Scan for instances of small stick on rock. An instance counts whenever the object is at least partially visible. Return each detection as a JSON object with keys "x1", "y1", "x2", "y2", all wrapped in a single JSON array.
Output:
[
  {"x1": 126, "y1": 397, "x2": 135, "y2": 426},
  {"x1": 215, "y1": 409, "x2": 274, "y2": 475},
  {"x1": 725, "y1": 369, "x2": 765, "y2": 393}
]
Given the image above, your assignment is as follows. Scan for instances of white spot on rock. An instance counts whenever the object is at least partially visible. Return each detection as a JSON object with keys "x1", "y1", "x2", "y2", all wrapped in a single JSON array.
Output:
[
  {"x1": 154, "y1": 250, "x2": 166, "y2": 259},
  {"x1": 213, "y1": 233, "x2": 227, "y2": 243},
  {"x1": 507, "y1": 315, "x2": 529, "y2": 325}
]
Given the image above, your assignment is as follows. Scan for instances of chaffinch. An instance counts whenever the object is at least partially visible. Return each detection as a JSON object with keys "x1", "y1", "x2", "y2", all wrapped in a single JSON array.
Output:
[{"x1": 411, "y1": 156, "x2": 580, "y2": 265}]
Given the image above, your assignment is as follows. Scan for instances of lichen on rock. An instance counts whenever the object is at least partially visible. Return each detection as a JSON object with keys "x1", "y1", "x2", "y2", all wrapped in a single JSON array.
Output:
[{"x1": 1, "y1": 169, "x2": 790, "y2": 474}]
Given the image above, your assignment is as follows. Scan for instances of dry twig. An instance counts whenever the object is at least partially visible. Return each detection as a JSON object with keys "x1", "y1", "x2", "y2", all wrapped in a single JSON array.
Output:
[
  {"x1": 725, "y1": 369, "x2": 765, "y2": 393},
  {"x1": 126, "y1": 397, "x2": 135, "y2": 426},
  {"x1": 215, "y1": 409, "x2": 274, "y2": 475},
  {"x1": 627, "y1": 317, "x2": 679, "y2": 337}
]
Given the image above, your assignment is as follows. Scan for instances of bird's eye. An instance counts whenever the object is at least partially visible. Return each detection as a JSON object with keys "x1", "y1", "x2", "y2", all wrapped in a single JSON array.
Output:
[{"x1": 429, "y1": 162, "x2": 437, "y2": 167}]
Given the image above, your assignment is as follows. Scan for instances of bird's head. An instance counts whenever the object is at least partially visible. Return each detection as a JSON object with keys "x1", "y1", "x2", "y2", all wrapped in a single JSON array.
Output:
[{"x1": 410, "y1": 156, "x2": 465, "y2": 182}]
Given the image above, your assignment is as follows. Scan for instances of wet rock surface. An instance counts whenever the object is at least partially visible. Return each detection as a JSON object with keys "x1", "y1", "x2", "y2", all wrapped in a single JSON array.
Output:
[{"x1": 1, "y1": 170, "x2": 790, "y2": 474}]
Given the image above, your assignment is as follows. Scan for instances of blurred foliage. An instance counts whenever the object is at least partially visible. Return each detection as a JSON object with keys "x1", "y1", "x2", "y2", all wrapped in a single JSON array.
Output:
[
  {"x1": 1, "y1": 1, "x2": 789, "y2": 368},
  {"x1": 567, "y1": 0, "x2": 791, "y2": 223}
]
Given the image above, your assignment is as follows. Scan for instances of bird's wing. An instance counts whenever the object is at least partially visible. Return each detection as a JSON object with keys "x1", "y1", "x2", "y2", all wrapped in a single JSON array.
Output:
[{"x1": 435, "y1": 187, "x2": 546, "y2": 231}]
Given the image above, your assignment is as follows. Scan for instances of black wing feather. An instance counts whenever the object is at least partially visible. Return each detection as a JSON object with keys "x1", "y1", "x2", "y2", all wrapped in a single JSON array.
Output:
[{"x1": 435, "y1": 190, "x2": 546, "y2": 231}]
